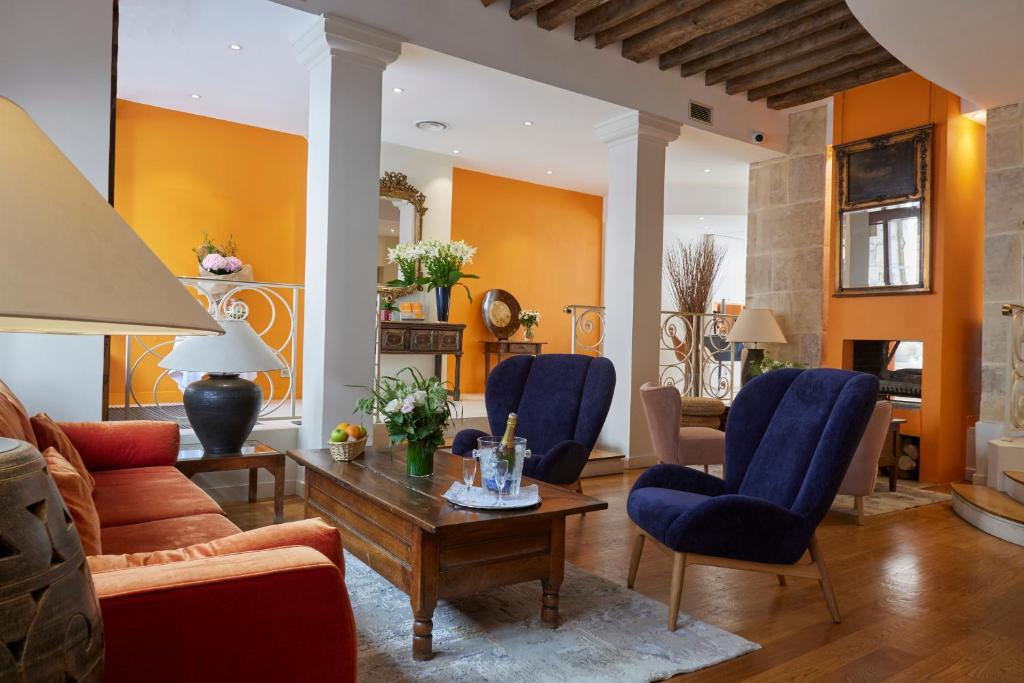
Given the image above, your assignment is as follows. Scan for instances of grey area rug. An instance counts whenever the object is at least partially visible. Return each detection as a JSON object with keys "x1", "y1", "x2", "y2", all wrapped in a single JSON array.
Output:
[
  {"x1": 345, "y1": 553, "x2": 759, "y2": 683},
  {"x1": 691, "y1": 465, "x2": 950, "y2": 517}
]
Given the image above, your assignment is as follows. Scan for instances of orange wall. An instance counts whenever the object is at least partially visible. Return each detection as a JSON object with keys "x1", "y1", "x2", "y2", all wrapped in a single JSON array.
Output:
[
  {"x1": 824, "y1": 74, "x2": 985, "y2": 482},
  {"x1": 448, "y1": 168, "x2": 603, "y2": 393},
  {"x1": 110, "y1": 100, "x2": 307, "y2": 405}
]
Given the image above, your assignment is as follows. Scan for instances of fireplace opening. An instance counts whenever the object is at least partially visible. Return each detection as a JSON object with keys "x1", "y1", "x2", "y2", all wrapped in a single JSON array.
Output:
[{"x1": 850, "y1": 340, "x2": 922, "y2": 480}]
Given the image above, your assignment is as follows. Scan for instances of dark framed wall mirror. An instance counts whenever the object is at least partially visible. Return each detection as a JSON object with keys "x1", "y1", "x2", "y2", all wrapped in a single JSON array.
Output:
[{"x1": 834, "y1": 124, "x2": 933, "y2": 296}]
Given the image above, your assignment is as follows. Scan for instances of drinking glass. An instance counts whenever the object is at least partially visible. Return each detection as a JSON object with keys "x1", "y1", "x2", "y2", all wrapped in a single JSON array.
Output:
[
  {"x1": 462, "y1": 453, "x2": 478, "y2": 497},
  {"x1": 493, "y1": 460, "x2": 510, "y2": 504}
]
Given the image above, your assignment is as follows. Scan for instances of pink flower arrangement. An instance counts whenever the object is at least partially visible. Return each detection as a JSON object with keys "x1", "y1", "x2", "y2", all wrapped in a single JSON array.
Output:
[{"x1": 201, "y1": 253, "x2": 243, "y2": 275}]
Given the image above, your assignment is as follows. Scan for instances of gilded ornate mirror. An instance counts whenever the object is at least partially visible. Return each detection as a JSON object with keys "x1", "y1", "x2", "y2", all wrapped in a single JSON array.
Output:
[{"x1": 377, "y1": 171, "x2": 427, "y2": 301}]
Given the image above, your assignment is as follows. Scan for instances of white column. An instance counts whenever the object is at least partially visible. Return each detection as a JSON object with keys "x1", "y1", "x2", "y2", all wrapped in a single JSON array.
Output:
[
  {"x1": 596, "y1": 112, "x2": 680, "y2": 466},
  {"x1": 393, "y1": 200, "x2": 417, "y2": 244},
  {"x1": 294, "y1": 16, "x2": 401, "y2": 448}
]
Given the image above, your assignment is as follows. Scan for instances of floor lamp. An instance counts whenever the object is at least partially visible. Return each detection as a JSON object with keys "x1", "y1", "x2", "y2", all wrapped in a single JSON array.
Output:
[{"x1": 0, "y1": 97, "x2": 221, "y2": 681}]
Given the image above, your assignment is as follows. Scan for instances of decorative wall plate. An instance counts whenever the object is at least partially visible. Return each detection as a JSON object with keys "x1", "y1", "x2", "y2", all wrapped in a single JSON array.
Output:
[{"x1": 481, "y1": 289, "x2": 521, "y2": 340}]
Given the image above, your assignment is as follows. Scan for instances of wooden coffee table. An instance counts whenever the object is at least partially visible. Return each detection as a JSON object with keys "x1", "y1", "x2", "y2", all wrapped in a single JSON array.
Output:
[
  {"x1": 287, "y1": 446, "x2": 607, "y2": 660},
  {"x1": 176, "y1": 441, "x2": 286, "y2": 523}
]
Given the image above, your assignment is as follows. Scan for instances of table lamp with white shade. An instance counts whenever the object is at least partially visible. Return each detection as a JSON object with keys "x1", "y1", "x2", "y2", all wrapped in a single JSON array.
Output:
[
  {"x1": 159, "y1": 319, "x2": 285, "y2": 454},
  {"x1": 0, "y1": 96, "x2": 221, "y2": 680},
  {"x1": 726, "y1": 308, "x2": 788, "y2": 384}
]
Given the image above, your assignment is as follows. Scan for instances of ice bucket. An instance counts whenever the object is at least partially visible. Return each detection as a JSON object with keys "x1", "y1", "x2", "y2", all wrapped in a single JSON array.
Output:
[{"x1": 475, "y1": 436, "x2": 531, "y2": 496}]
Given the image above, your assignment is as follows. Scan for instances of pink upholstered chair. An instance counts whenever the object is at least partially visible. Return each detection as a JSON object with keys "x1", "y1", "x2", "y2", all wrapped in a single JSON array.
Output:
[
  {"x1": 838, "y1": 400, "x2": 893, "y2": 525},
  {"x1": 640, "y1": 382, "x2": 725, "y2": 472}
]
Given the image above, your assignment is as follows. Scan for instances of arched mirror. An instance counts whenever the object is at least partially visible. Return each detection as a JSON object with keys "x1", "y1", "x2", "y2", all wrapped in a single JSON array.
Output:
[{"x1": 377, "y1": 171, "x2": 427, "y2": 301}]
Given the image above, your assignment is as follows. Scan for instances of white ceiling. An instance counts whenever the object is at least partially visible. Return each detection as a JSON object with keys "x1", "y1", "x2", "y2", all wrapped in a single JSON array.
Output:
[
  {"x1": 848, "y1": 0, "x2": 1024, "y2": 109},
  {"x1": 118, "y1": 0, "x2": 774, "y2": 207}
]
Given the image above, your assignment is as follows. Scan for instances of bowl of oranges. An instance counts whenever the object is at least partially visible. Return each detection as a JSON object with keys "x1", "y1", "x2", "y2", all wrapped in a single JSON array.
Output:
[{"x1": 327, "y1": 422, "x2": 367, "y2": 462}]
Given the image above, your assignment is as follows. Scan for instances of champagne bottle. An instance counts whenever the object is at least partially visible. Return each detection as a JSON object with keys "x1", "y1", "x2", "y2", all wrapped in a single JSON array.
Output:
[{"x1": 498, "y1": 412, "x2": 518, "y2": 470}]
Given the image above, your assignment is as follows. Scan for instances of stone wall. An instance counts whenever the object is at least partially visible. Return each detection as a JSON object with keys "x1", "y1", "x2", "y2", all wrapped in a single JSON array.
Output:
[
  {"x1": 981, "y1": 102, "x2": 1024, "y2": 422},
  {"x1": 746, "y1": 106, "x2": 827, "y2": 366}
]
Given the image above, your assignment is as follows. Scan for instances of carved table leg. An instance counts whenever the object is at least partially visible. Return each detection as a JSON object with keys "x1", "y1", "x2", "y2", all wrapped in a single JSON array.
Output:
[
  {"x1": 541, "y1": 517, "x2": 566, "y2": 628},
  {"x1": 248, "y1": 469, "x2": 258, "y2": 503},
  {"x1": 411, "y1": 529, "x2": 439, "y2": 660},
  {"x1": 272, "y1": 462, "x2": 285, "y2": 524}
]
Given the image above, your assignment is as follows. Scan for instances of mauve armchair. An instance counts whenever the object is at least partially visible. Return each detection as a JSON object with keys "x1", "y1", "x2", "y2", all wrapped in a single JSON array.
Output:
[
  {"x1": 626, "y1": 368, "x2": 878, "y2": 629},
  {"x1": 452, "y1": 354, "x2": 615, "y2": 490},
  {"x1": 838, "y1": 401, "x2": 894, "y2": 525},
  {"x1": 640, "y1": 382, "x2": 725, "y2": 472}
]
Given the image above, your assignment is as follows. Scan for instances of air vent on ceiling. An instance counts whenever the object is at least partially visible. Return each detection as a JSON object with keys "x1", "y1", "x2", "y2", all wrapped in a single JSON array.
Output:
[{"x1": 688, "y1": 101, "x2": 713, "y2": 126}]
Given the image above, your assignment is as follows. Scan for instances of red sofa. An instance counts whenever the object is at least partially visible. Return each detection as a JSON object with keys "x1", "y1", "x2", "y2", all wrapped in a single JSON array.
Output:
[{"x1": 0, "y1": 382, "x2": 357, "y2": 682}]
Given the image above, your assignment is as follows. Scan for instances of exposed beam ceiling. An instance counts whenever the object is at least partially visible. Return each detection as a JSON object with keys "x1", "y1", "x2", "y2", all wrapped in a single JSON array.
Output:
[{"x1": 482, "y1": 0, "x2": 909, "y2": 109}]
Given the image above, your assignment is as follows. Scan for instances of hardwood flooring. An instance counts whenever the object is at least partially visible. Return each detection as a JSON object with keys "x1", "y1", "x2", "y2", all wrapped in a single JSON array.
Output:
[{"x1": 223, "y1": 471, "x2": 1024, "y2": 681}]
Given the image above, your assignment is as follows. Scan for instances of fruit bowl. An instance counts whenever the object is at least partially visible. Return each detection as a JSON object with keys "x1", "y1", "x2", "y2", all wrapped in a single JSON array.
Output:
[{"x1": 328, "y1": 437, "x2": 366, "y2": 462}]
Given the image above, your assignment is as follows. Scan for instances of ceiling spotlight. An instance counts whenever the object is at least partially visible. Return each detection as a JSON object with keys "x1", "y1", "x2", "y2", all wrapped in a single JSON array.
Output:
[
  {"x1": 699, "y1": 216, "x2": 705, "y2": 221},
  {"x1": 545, "y1": 170, "x2": 553, "y2": 175},
  {"x1": 523, "y1": 121, "x2": 534, "y2": 126},
  {"x1": 229, "y1": 44, "x2": 242, "y2": 51},
  {"x1": 190, "y1": 93, "x2": 202, "y2": 100},
  {"x1": 393, "y1": 87, "x2": 404, "y2": 94},
  {"x1": 452, "y1": 149, "x2": 461, "y2": 155},
  {"x1": 415, "y1": 120, "x2": 449, "y2": 132},
  {"x1": 703, "y1": 168, "x2": 711, "y2": 173}
]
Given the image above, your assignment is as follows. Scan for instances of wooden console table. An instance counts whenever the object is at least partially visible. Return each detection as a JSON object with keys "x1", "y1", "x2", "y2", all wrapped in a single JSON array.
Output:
[
  {"x1": 379, "y1": 321, "x2": 464, "y2": 399},
  {"x1": 482, "y1": 339, "x2": 546, "y2": 380}
]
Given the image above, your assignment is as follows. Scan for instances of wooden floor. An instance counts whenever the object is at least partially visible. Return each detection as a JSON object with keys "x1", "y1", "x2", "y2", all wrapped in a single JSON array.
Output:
[{"x1": 224, "y1": 471, "x2": 1024, "y2": 681}]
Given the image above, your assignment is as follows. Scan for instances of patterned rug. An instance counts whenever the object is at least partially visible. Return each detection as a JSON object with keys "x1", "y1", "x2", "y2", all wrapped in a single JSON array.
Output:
[
  {"x1": 692, "y1": 465, "x2": 950, "y2": 517},
  {"x1": 346, "y1": 553, "x2": 759, "y2": 683}
]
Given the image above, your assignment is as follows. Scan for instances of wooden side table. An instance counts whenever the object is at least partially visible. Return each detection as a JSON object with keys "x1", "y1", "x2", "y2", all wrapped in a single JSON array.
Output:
[
  {"x1": 878, "y1": 418, "x2": 906, "y2": 491},
  {"x1": 482, "y1": 339, "x2": 546, "y2": 380},
  {"x1": 175, "y1": 441, "x2": 286, "y2": 523},
  {"x1": 380, "y1": 321, "x2": 465, "y2": 399}
]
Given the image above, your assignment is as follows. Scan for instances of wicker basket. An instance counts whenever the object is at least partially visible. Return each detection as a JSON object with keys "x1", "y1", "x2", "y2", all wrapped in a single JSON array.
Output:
[{"x1": 328, "y1": 437, "x2": 366, "y2": 462}]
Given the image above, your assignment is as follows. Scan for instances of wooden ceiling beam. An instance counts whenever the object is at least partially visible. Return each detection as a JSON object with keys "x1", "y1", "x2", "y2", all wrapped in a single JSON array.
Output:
[
  {"x1": 623, "y1": 0, "x2": 789, "y2": 63},
  {"x1": 674, "y1": 2, "x2": 851, "y2": 76},
  {"x1": 575, "y1": 0, "x2": 665, "y2": 40},
  {"x1": 725, "y1": 32, "x2": 878, "y2": 94},
  {"x1": 659, "y1": 0, "x2": 838, "y2": 70},
  {"x1": 538, "y1": 0, "x2": 609, "y2": 29},
  {"x1": 594, "y1": 0, "x2": 712, "y2": 49},
  {"x1": 748, "y1": 46, "x2": 893, "y2": 100},
  {"x1": 705, "y1": 18, "x2": 860, "y2": 85},
  {"x1": 510, "y1": 0, "x2": 557, "y2": 20},
  {"x1": 766, "y1": 57, "x2": 909, "y2": 109}
]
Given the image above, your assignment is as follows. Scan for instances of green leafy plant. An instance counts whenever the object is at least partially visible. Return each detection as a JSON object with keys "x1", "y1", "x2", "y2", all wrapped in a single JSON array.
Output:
[
  {"x1": 385, "y1": 242, "x2": 428, "y2": 288},
  {"x1": 193, "y1": 231, "x2": 237, "y2": 263},
  {"x1": 378, "y1": 299, "x2": 399, "y2": 312},
  {"x1": 354, "y1": 367, "x2": 455, "y2": 451},
  {"x1": 748, "y1": 356, "x2": 806, "y2": 377}
]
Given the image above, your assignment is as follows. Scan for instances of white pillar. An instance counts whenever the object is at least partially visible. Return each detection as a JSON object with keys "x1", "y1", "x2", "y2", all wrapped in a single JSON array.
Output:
[
  {"x1": 294, "y1": 17, "x2": 401, "y2": 448},
  {"x1": 596, "y1": 112, "x2": 680, "y2": 466},
  {"x1": 394, "y1": 200, "x2": 417, "y2": 244}
]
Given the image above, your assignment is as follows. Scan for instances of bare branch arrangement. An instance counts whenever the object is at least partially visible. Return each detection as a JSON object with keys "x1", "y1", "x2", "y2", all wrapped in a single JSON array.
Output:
[{"x1": 665, "y1": 237, "x2": 726, "y2": 314}]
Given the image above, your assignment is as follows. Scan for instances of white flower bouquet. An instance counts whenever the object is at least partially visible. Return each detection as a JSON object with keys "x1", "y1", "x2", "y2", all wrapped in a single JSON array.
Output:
[{"x1": 418, "y1": 239, "x2": 479, "y2": 302}]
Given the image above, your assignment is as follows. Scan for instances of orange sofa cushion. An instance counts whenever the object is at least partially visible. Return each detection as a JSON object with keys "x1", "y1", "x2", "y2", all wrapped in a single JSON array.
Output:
[
  {"x1": 88, "y1": 518, "x2": 344, "y2": 573},
  {"x1": 32, "y1": 412, "x2": 95, "y2": 491},
  {"x1": 58, "y1": 420, "x2": 179, "y2": 471},
  {"x1": 0, "y1": 378, "x2": 36, "y2": 446},
  {"x1": 92, "y1": 466, "x2": 223, "y2": 528},
  {"x1": 101, "y1": 513, "x2": 241, "y2": 555},
  {"x1": 43, "y1": 448, "x2": 102, "y2": 555}
]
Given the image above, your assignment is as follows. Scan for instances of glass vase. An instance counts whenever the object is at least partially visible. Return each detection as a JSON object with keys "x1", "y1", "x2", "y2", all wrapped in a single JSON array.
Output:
[
  {"x1": 435, "y1": 286, "x2": 452, "y2": 322},
  {"x1": 406, "y1": 440, "x2": 435, "y2": 477},
  {"x1": 523, "y1": 325, "x2": 535, "y2": 341}
]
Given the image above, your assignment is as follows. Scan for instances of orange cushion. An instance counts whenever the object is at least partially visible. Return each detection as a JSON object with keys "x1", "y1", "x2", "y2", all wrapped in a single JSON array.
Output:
[
  {"x1": 43, "y1": 448, "x2": 102, "y2": 555},
  {"x1": 31, "y1": 413, "x2": 95, "y2": 491},
  {"x1": 0, "y1": 378, "x2": 36, "y2": 446},
  {"x1": 88, "y1": 519, "x2": 343, "y2": 574},
  {"x1": 57, "y1": 420, "x2": 179, "y2": 471},
  {"x1": 101, "y1": 513, "x2": 241, "y2": 555},
  {"x1": 92, "y1": 466, "x2": 223, "y2": 528}
]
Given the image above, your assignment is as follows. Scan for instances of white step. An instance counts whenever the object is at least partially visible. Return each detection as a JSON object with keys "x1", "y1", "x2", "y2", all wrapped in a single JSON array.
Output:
[
  {"x1": 1004, "y1": 470, "x2": 1024, "y2": 505},
  {"x1": 951, "y1": 483, "x2": 1024, "y2": 547}
]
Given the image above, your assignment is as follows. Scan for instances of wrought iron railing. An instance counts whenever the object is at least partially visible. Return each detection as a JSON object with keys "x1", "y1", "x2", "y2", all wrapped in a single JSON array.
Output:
[
  {"x1": 115, "y1": 277, "x2": 302, "y2": 424},
  {"x1": 1002, "y1": 303, "x2": 1024, "y2": 436},
  {"x1": 564, "y1": 304, "x2": 741, "y2": 401}
]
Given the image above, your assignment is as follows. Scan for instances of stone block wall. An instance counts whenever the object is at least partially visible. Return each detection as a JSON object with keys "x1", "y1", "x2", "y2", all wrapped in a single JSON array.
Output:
[
  {"x1": 981, "y1": 102, "x2": 1024, "y2": 422},
  {"x1": 746, "y1": 106, "x2": 827, "y2": 366}
]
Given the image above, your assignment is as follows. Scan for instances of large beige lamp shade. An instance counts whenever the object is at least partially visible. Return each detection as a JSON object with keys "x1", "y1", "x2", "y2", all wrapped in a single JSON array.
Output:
[
  {"x1": 726, "y1": 308, "x2": 787, "y2": 347},
  {"x1": 0, "y1": 97, "x2": 220, "y2": 335}
]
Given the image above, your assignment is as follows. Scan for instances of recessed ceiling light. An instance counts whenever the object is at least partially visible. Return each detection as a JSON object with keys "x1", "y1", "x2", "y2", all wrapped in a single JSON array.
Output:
[
  {"x1": 545, "y1": 170, "x2": 553, "y2": 175},
  {"x1": 415, "y1": 120, "x2": 449, "y2": 132},
  {"x1": 452, "y1": 149, "x2": 461, "y2": 155},
  {"x1": 393, "y1": 87, "x2": 404, "y2": 94},
  {"x1": 699, "y1": 216, "x2": 706, "y2": 221},
  {"x1": 523, "y1": 121, "x2": 534, "y2": 126},
  {"x1": 229, "y1": 44, "x2": 242, "y2": 51},
  {"x1": 190, "y1": 93, "x2": 202, "y2": 100},
  {"x1": 703, "y1": 168, "x2": 711, "y2": 173}
]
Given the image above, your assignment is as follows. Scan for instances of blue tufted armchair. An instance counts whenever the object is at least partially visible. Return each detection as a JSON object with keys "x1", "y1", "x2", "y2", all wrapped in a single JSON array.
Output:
[
  {"x1": 626, "y1": 368, "x2": 878, "y2": 629},
  {"x1": 452, "y1": 354, "x2": 615, "y2": 488}
]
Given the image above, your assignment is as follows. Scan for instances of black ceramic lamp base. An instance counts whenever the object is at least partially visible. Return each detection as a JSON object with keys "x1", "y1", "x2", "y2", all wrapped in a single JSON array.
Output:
[
  {"x1": 183, "y1": 374, "x2": 262, "y2": 454},
  {"x1": 741, "y1": 347, "x2": 764, "y2": 385}
]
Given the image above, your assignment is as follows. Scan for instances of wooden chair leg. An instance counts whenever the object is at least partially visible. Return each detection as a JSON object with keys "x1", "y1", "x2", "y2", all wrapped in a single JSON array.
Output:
[
  {"x1": 776, "y1": 574, "x2": 787, "y2": 586},
  {"x1": 626, "y1": 531, "x2": 645, "y2": 589},
  {"x1": 854, "y1": 496, "x2": 864, "y2": 526},
  {"x1": 668, "y1": 552, "x2": 687, "y2": 632},
  {"x1": 808, "y1": 533, "x2": 841, "y2": 623},
  {"x1": 703, "y1": 464, "x2": 709, "y2": 474}
]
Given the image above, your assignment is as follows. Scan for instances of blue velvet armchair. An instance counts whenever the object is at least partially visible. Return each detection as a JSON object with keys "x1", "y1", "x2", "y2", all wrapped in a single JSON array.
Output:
[
  {"x1": 452, "y1": 354, "x2": 615, "y2": 488},
  {"x1": 626, "y1": 368, "x2": 879, "y2": 629}
]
